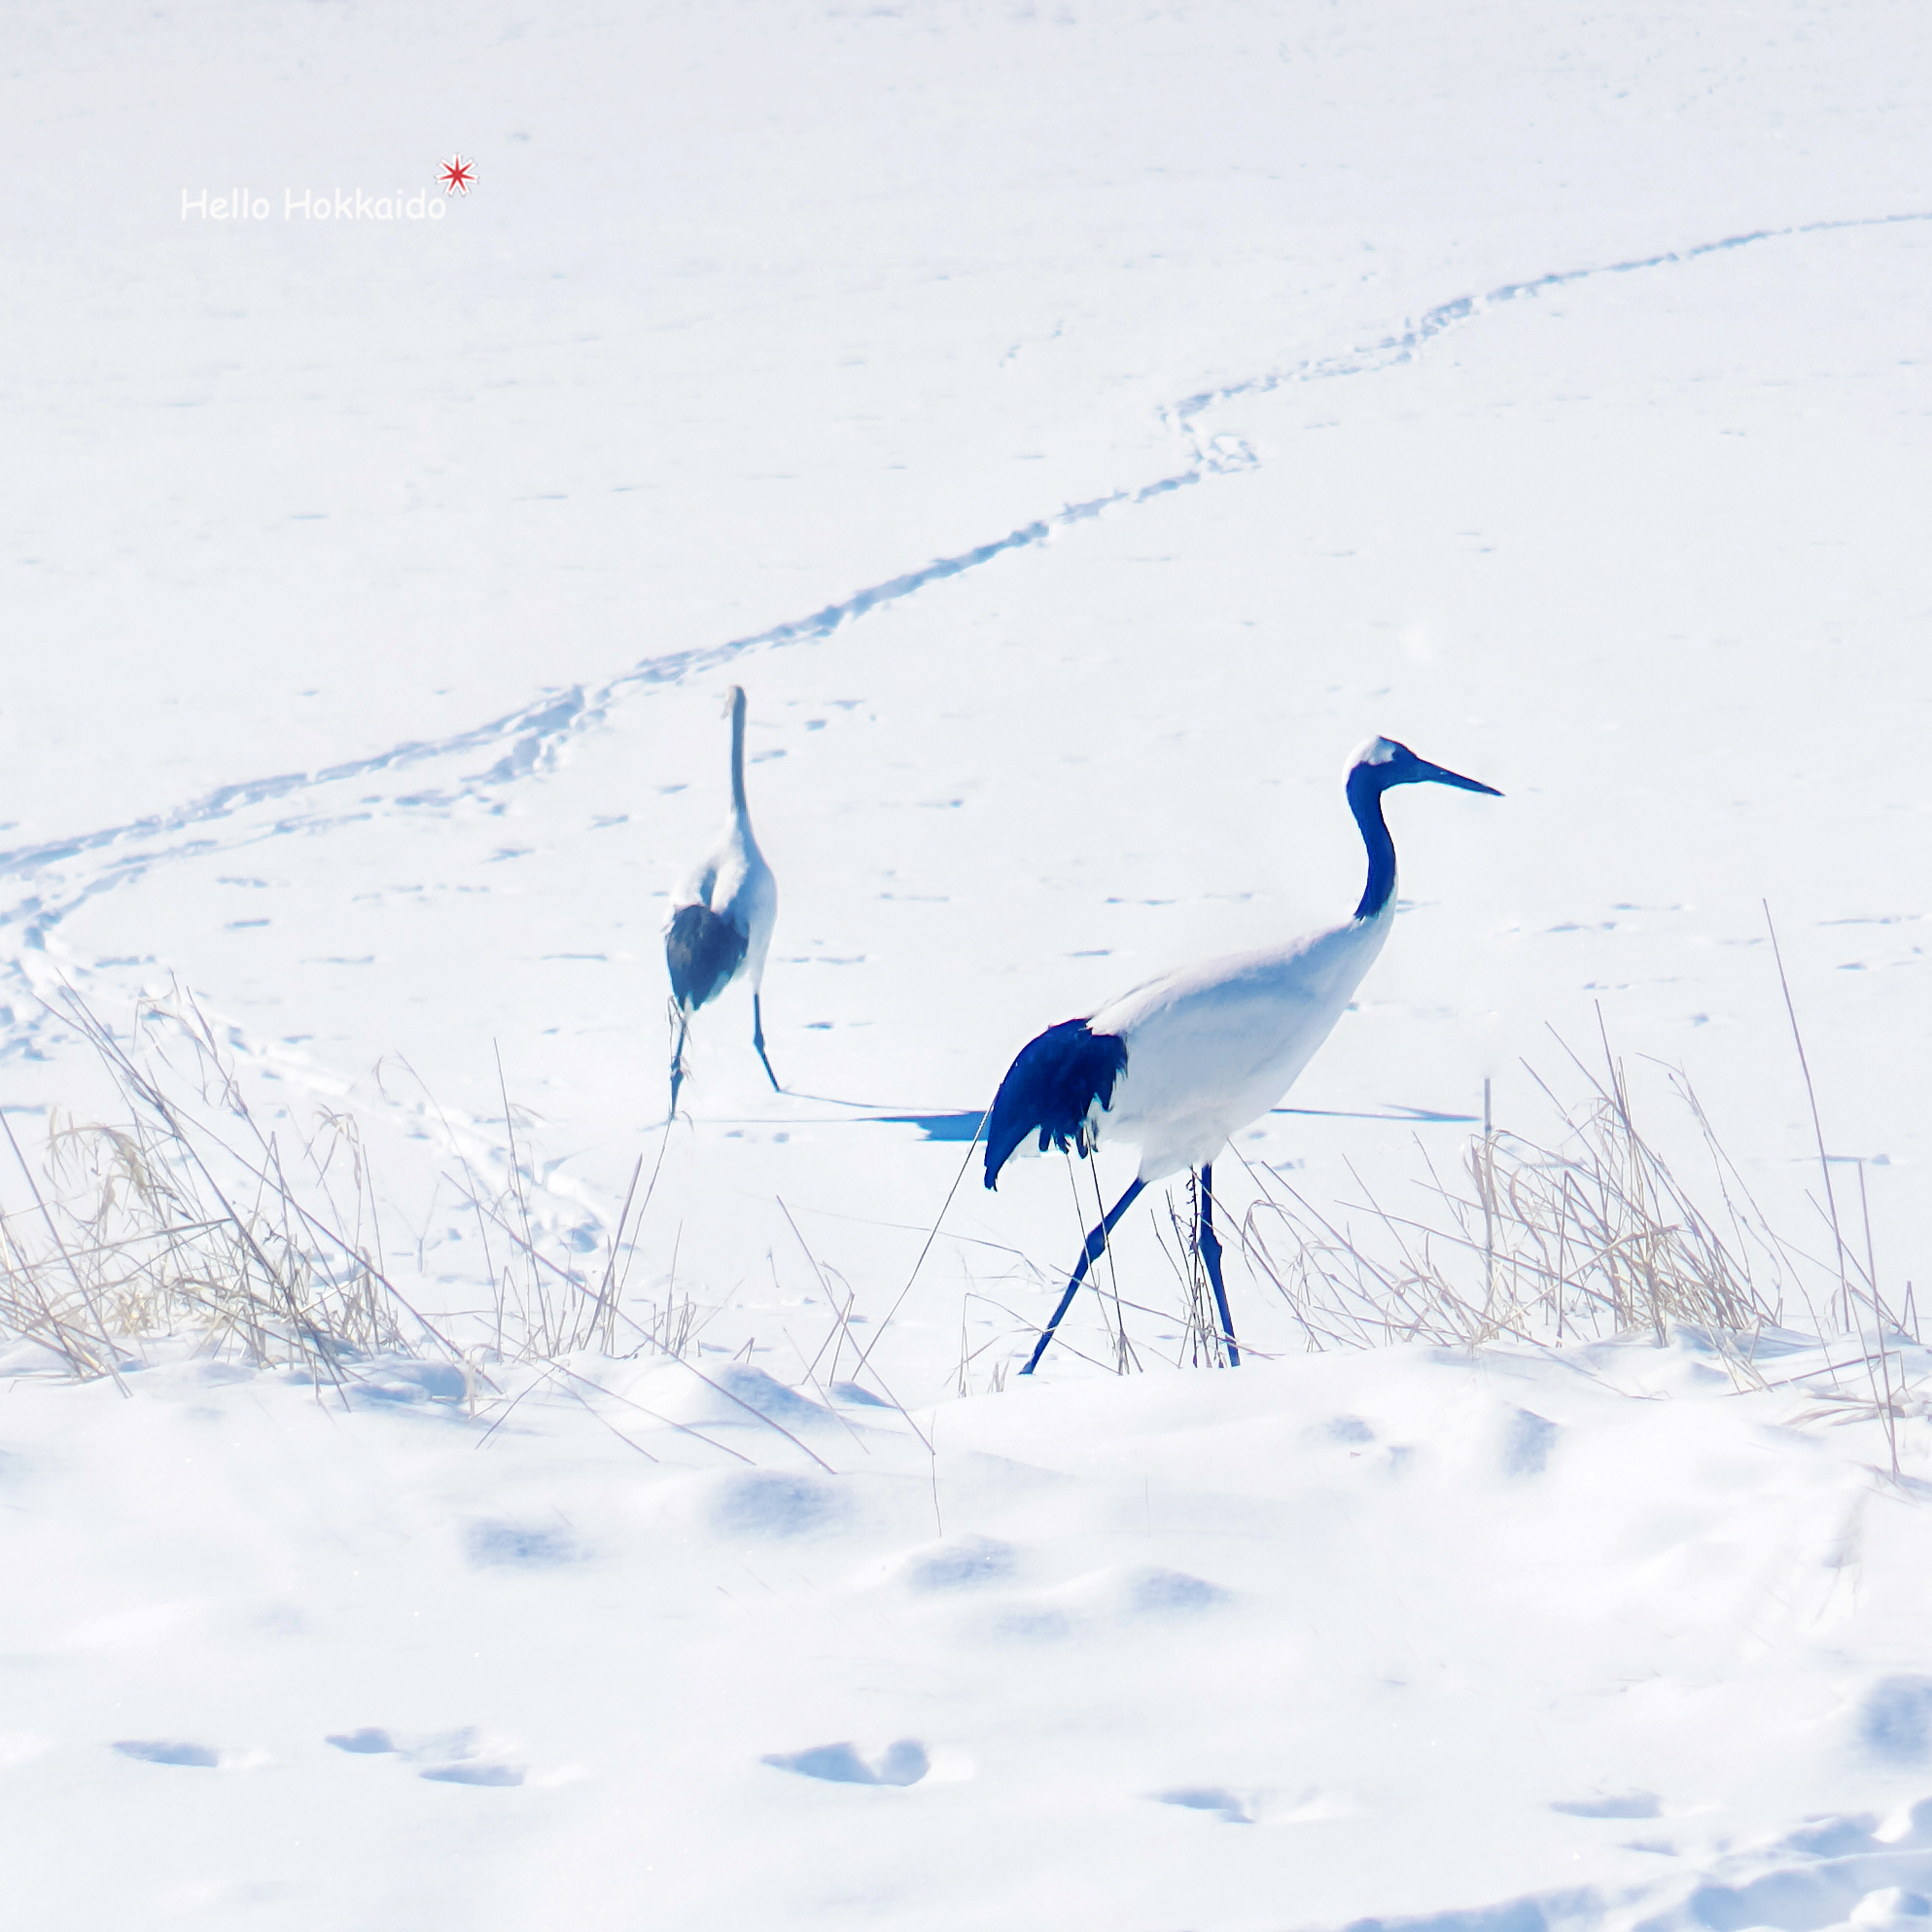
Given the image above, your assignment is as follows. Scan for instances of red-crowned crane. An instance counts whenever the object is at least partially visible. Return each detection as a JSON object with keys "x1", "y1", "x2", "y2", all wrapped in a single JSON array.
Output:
[
  {"x1": 983, "y1": 736, "x2": 1500, "y2": 1373},
  {"x1": 665, "y1": 685, "x2": 779, "y2": 1115}
]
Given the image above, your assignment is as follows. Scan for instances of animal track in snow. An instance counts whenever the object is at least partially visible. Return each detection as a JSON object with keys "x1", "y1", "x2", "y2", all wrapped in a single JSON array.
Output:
[
  {"x1": 113, "y1": 1739, "x2": 223, "y2": 1768},
  {"x1": 326, "y1": 1727, "x2": 398, "y2": 1755},
  {"x1": 325, "y1": 1724, "x2": 526, "y2": 1787},
  {"x1": 1504, "y1": 1408, "x2": 1559, "y2": 1477},
  {"x1": 991, "y1": 1608, "x2": 1077, "y2": 1644},
  {"x1": 1120, "y1": 1566, "x2": 1231, "y2": 1616},
  {"x1": 420, "y1": 1762, "x2": 525, "y2": 1787},
  {"x1": 900, "y1": 1534, "x2": 1021, "y2": 1592},
  {"x1": 9, "y1": 203, "x2": 1927, "y2": 1097},
  {"x1": 762, "y1": 1739, "x2": 930, "y2": 1787},
  {"x1": 1335, "y1": 1796, "x2": 1932, "y2": 1932},
  {"x1": 709, "y1": 1469, "x2": 848, "y2": 1539},
  {"x1": 984, "y1": 1563, "x2": 1229, "y2": 1643},
  {"x1": 1864, "y1": 1678, "x2": 1932, "y2": 1762},
  {"x1": 463, "y1": 1520, "x2": 585, "y2": 1568},
  {"x1": 1153, "y1": 1785, "x2": 1252, "y2": 1824},
  {"x1": 1549, "y1": 1791, "x2": 1661, "y2": 1819}
]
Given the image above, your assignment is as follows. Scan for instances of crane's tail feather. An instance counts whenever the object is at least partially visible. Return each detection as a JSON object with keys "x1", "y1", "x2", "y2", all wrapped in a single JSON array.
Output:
[
  {"x1": 666, "y1": 904, "x2": 749, "y2": 1012},
  {"x1": 983, "y1": 1019, "x2": 1128, "y2": 1190}
]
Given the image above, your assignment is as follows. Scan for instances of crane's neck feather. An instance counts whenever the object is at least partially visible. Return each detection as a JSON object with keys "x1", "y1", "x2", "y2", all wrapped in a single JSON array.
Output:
[
  {"x1": 1347, "y1": 764, "x2": 1396, "y2": 921},
  {"x1": 729, "y1": 690, "x2": 750, "y2": 822}
]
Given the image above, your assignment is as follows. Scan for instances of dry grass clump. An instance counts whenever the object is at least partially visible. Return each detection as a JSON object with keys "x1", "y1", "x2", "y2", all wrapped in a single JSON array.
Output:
[
  {"x1": 0, "y1": 986, "x2": 717, "y2": 1393},
  {"x1": 0, "y1": 990, "x2": 875, "y2": 1478},
  {"x1": 9, "y1": 968, "x2": 1914, "y2": 1488},
  {"x1": 1240, "y1": 1032, "x2": 1914, "y2": 1379},
  {"x1": 0, "y1": 989, "x2": 449, "y2": 1384}
]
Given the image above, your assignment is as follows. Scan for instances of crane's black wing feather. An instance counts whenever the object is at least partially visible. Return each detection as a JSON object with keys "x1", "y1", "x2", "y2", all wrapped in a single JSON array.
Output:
[
  {"x1": 666, "y1": 904, "x2": 749, "y2": 1012},
  {"x1": 983, "y1": 1018, "x2": 1128, "y2": 1189}
]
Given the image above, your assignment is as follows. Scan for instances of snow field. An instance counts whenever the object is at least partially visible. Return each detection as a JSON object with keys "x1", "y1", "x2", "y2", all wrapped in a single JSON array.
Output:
[
  {"x1": 6, "y1": 1332, "x2": 1932, "y2": 1930},
  {"x1": 7, "y1": 2, "x2": 1932, "y2": 1924}
]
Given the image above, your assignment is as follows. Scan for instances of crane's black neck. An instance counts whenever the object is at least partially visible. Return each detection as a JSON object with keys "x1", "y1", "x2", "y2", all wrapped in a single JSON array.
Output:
[
  {"x1": 1347, "y1": 765, "x2": 1397, "y2": 921},
  {"x1": 728, "y1": 692, "x2": 749, "y2": 821}
]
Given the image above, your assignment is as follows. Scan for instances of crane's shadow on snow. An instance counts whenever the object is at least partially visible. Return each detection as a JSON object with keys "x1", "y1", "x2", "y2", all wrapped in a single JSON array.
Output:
[{"x1": 870, "y1": 1110, "x2": 984, "y2": 1142}]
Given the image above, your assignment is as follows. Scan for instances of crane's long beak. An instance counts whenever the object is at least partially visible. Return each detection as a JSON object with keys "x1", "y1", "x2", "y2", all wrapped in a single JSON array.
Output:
[{"x1": 1422, "y1": 760, "x2": 1502, "y2": 797}]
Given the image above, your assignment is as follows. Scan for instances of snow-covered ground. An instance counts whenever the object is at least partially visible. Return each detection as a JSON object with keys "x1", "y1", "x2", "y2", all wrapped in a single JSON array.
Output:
[
  {"x1": 12, "y1": 1331, "x2": 1932, "y2": 1931},
  {"x1": 6, "y1": 3, "x2": 1932, "y2": 1925}
]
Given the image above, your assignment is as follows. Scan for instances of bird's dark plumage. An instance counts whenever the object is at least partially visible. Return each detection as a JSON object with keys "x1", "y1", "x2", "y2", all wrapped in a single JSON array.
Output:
[
  {"x1": 983, "y1": 1018, "x2": 1129, "y2": 1190},
  {"x1": 666, "y1": 903, "x2": 749, "y2": 1014}
]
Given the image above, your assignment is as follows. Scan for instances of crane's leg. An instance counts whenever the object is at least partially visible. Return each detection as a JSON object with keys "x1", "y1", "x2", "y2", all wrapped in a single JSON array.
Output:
[
  {"x1": 1197, "y1": 1163, "x2": 1241, "y2": 1367},
  {"x1": 668, "y1": 1006, "x2": 691, "y2": 1119},
  {"x1": 752, "y1": 993, "x2": 780, "y2": 1091},
  {"x1": 1021, "y1": 1176, "x2": 1146, "y2": 1377}
]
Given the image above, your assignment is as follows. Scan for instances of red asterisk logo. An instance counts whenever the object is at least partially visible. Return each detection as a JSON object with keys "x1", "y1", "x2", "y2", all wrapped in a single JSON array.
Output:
[{"x1": 439, "y1": 155, "x2": 475, "y2": 196}]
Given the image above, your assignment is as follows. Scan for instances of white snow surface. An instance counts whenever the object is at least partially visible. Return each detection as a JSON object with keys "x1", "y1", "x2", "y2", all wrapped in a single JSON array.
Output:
[
  {"x1": 9, "y1": 1331, "x2": 1932, "y2": 1932},
  {"x1": 7, "y1": 2, "x2": 1932, "y2": 1924}
]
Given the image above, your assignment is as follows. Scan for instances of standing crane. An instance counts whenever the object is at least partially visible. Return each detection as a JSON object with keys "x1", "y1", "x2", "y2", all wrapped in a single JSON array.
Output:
[
  {"x1": 983, "y1": 736, "x2": 1500, "y2": 1374},
  {"x1": 665, "y1": 685, "x2": 779, "y2": 1116}
]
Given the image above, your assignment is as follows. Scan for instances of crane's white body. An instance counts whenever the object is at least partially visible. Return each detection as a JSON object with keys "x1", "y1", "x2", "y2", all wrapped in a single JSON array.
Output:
[
  {"x1": 1087, "y1": 901, "x2": 1394, "y2": 1181},
  {"x1": 667, "y1": 684, "x2": 777, "y2": 1002},
  {"x1": 676, "y1": 818, "x2": 777, "y2": 996},
  {"x1": 985, "y1": 734, "x2": 1498, "y2": 1374}
]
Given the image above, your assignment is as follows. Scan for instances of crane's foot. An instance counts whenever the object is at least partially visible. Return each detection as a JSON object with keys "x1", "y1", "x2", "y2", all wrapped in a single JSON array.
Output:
[
  {"x1": 753, "y1": 994, "x2": 781, "y2": 1092},
  {"x1": 668, "y1": 1008, "x2": 691, "y2": 1121}
]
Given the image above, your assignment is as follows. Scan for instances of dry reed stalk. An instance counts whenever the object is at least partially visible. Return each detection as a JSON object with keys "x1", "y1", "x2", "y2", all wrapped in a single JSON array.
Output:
[
  {"x1": 1236, "y1": 1036, "x2": 1824, "y2": 1369},
  {"x1": 0, "y1": 985, "x2": 450, "y2": 1380}
]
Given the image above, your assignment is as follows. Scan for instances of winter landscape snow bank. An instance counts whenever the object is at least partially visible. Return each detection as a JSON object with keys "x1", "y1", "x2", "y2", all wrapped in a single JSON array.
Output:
[
  {"x1": 6, "y1": 2, "x2": 1932, "y2": 1925},
  {"x1": 5, "y1": 1328, "x2": 1932, "y2": 1932}
]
